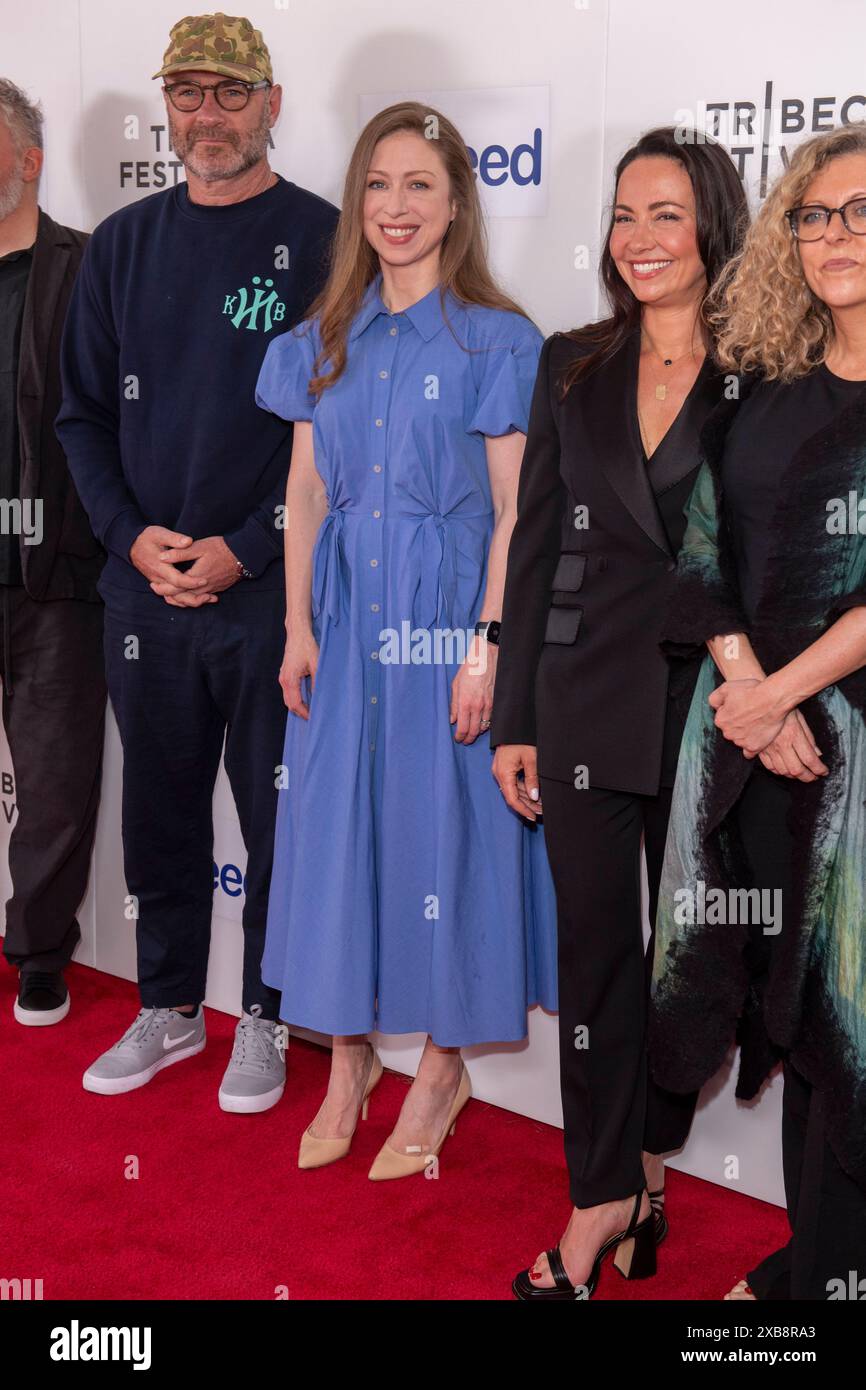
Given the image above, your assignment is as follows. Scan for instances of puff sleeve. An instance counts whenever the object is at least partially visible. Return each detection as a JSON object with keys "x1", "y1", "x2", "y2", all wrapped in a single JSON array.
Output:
[
  {"x1": 468, "y1": 314, "x2": 544, "y2": 438},
  {"x1": 255, "y1": 318, "x2": 320, "y2": 422}
]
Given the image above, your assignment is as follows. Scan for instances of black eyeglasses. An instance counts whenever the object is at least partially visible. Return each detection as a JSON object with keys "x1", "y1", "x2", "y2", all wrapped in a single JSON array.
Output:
[
  {"x1": 163, "y1": 78, "x2": 270, "y2": 112},
  {"x1": 785, "y1": 197, "x2": 866, "y2": 241}
]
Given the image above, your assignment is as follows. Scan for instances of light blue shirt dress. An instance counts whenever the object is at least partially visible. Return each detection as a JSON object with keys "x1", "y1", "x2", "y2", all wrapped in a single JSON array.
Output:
[{"x1": 255, "y1": 272, "x2": 558, "y2": 1044}]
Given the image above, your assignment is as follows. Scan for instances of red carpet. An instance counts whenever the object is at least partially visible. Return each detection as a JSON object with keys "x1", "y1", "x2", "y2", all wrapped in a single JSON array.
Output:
[{"x1": 1, "y1": 962, "x2": 790, "y2": 1301}]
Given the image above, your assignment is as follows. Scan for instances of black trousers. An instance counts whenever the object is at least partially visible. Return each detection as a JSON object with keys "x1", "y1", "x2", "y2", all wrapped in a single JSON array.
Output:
[
  {"x1": 731, "y1": 762, "x2": 866, "y2": 1300},
  {"x1": 539, "y1": 775, "x2": 698, "y2": 1207},
  {"x1": 0, "y1": 586, "x2": 106, "y2": 975},
  {"x1": 747, "y1": 1061, "x2": 866, "y2": 1299},
  {"x1": 101, "y1": 581, "x2": 287, "y2": 1019}
]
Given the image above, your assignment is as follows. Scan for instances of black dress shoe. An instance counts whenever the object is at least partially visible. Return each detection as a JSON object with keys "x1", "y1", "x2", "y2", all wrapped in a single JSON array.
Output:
[{"x1": 14, "y1": 970, "x2": 70, "y2": 1026}]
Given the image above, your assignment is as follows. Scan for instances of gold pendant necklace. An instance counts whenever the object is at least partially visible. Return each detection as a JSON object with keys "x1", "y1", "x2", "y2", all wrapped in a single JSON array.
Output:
[{"x1": 643, "y1": 338, "x2": 702, "y2": 404}]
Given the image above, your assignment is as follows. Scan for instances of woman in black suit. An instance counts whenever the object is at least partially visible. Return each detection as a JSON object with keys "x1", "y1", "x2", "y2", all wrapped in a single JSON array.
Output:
[{"x1": 490, "y1": 127, "x2": 748, "y2": 1299}]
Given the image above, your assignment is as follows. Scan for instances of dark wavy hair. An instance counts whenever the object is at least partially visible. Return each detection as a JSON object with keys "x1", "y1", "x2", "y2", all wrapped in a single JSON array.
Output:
[{"x1": 560, "y1": 126, "x2": 749, "y2": 396}]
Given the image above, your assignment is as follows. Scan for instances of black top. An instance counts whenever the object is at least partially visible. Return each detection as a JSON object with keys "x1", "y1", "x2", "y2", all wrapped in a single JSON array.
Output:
[
  {"x1": 722, "y1": 362, "x2": 866, "y2": 623},
  {"x1": 640, "y1": 358, "x2": 718, "y2": 787},
  {"x1": 0, "y1": 245, "x2": 33, "y2": 586}
]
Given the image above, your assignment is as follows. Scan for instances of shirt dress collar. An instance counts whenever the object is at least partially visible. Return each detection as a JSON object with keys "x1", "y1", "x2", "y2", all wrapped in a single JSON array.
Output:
[{"x1": 349, "y1": 270, "x2": 458, "y2": 342}]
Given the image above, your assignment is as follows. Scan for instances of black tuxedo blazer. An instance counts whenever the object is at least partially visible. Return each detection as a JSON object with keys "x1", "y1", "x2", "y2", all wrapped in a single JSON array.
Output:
[{"x1": 490, "y1": 326, "x2": 728, "y2": 795}]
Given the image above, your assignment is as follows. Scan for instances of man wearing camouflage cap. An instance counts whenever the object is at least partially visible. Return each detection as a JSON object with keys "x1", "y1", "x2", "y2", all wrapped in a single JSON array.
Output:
[{"x1": 57, "y1": 13, "x2": 338, "y2": 1111}]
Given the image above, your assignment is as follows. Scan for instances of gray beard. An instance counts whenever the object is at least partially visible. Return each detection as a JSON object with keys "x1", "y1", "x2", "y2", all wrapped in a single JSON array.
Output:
[
  {"x1": 0, "y1": 168, "x2": 24, "y2": 221},
  {"x1": 169, "y1": 111, "x2": 270, "y2": 185}
]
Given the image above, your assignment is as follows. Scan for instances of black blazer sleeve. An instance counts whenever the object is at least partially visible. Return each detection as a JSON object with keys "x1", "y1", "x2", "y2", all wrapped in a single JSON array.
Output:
[{"x1": 490, "y1": 333, "x2": 566, "y2": 748}]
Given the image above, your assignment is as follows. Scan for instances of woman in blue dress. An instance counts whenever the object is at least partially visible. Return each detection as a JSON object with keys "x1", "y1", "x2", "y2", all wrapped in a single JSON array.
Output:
[{"x1": 254, "y1": 101, "x2": 557, "y2": 1179}]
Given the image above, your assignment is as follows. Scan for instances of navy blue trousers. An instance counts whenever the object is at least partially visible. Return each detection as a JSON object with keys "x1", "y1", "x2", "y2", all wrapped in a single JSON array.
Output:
[{"x1": 102, "y1": 580, "x2": 287, "y2": 1018}]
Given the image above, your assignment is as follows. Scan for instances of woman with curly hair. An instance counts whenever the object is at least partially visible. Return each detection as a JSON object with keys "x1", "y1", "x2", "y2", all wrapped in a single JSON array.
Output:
[{"x1": 649, "y1": 123, "x2": 866, "y2": 1300}]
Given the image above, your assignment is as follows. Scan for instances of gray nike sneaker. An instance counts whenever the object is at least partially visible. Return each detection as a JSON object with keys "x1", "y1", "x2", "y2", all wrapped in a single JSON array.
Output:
[
  {"x1": 218, "y1": 1005, "x2": 288, "y2": 1114},
  {"x1": 82, "y1": 1005, "x2": 206, "y2": 1094}
]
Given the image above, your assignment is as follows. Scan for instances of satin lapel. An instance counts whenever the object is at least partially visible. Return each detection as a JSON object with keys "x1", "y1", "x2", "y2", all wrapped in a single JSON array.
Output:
[
  {"x1": 647, "y1": 359, "x2": 729, "y2": 497},
  {"x1": 581, "y1": 328, "x2": 673, "y2": 557}
]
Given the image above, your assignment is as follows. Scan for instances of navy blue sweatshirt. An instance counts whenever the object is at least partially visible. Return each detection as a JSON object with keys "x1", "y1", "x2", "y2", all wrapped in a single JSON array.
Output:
[{"x1": 56, "y1": 175, "x2": 338, "y2": 592}]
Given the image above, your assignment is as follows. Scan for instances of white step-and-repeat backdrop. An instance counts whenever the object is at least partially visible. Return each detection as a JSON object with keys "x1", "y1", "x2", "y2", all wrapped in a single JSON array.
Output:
[{"x1": 6, "y1": 0, "x2": 865, "y2": 1206}]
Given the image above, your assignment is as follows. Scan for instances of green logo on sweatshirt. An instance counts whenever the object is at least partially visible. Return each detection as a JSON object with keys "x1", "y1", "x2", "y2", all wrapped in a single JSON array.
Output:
[{"x1": 222, "y1": 276, "x2": 286, "y2": 332}]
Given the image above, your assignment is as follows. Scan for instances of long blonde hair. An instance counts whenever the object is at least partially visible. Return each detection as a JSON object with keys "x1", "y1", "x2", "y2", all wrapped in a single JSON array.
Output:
[
  {"x1": 301, "y1": 101, "x2": 530, "y2": 396},
  {"x1": 707, "y1": 123, "x2": 866, "y2": 381}
]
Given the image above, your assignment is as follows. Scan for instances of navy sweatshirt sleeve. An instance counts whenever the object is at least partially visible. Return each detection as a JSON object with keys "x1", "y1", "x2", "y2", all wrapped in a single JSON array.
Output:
[
  {"x1": 58, "y1": 224, "x2": 150, "y2": 563},
  {"x1": 56, "y1": 176, "x2": 339, "y2": 590}
]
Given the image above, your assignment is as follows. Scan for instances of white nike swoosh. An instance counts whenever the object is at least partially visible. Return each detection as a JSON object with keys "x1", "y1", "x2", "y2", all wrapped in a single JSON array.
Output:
[{"x1": 163, "y1": 1029, "x2": 196, "y2": 1051}]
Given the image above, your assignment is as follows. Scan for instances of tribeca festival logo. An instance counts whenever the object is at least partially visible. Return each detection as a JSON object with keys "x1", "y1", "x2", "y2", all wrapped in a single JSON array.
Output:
[
  {"x1": 222, "y1": 274, "x2": 287, "y2": 332},
  {"x1": 118, "y1": 116, "x2": 274, "y2": 191},
  {"x1": 0, "y1": 767, "x2": 15, "y2": 826},
  {"x1": 674, "y1": 81, "x2": 866, "y2": 197}
]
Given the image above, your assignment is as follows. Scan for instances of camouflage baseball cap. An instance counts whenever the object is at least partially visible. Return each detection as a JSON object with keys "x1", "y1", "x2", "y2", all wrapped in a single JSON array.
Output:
[{"x1": 153, "y1": 13, "x2": 273, "y2": 84}]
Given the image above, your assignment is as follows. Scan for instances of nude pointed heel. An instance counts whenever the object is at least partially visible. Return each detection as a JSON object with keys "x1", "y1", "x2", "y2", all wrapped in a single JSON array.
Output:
[
  {"x1": 298, "y1": 1045, "x2": 383, "y2": 1170},
  {"x1": 368, "y1": 1058, "x2": 471, "y2": 1181}
]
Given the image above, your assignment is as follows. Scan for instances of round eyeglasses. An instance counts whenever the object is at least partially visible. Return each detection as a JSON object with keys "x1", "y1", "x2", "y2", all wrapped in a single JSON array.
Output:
[
  {"x1": 163, "y1": 78, "x2": 270, "y2": 112},
  {"x1": 785, "y1": 198, "x2": 866, "y2": 241}
]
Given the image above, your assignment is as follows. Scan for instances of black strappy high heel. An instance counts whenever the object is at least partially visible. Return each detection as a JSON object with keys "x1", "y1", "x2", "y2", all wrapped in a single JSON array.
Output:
[
  {"x1": 512, "y1": 1193, "x2": 657, "y2": 1301},
  {"x1": 648, "y1": 1187, "x2": 668, "y2": 1243}
]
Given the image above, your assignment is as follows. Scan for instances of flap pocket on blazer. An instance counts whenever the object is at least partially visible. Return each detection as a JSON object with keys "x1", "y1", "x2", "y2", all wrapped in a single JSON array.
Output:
[
  {"x1": 543, "y1": 605, "x2": 583, "y2": 644},
  {"x1": 551, "y1": 552, "x2": 587, "y2": 596}
]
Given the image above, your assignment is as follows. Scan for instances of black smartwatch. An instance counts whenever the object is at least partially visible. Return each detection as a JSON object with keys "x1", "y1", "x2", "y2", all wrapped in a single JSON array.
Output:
[{"x1": 474, "y1": 619, "x2": 501, "y2": 646}]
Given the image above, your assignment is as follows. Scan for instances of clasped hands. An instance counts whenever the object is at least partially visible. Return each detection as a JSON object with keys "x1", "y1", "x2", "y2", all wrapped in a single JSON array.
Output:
[
  {"x1": 130, "y1": 526, "x2": 242, "y2": 607},
  {"x1": 709, "y1": 677, "x2": 828, "y2": 782}
]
